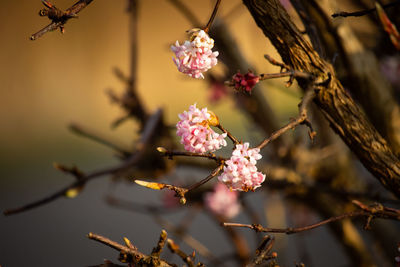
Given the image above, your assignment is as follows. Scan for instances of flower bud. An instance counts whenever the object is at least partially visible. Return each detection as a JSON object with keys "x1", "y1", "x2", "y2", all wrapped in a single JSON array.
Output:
[{"x1": 207, "y1": 111, "x2": 219, "y2": 126}]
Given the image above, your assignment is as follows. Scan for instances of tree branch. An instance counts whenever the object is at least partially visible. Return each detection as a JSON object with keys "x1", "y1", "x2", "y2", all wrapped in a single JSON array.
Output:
[
  {"x1": 30, "y1": 0, "x2": 94, "y2": 40},
  {"x1": 256, "y1": 86, "x2": 315, "y2": 150},
  {"x1": 331, "y1": 0, "x2": 400, "y2": 18},
  {"x1": 242, "y1": 0, "x2": 400, "y2": 198},
  {"x1": 223, "y1": 201, "x2": 400, "y2": 234},
  {"x1": 88, "y1": 232, "x2": 174, "y2": 267}
]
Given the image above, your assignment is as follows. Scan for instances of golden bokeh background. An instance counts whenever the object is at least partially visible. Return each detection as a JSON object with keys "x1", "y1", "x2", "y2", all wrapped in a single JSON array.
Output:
[
  {"x1": 0, "y1": 0, "x2": 298, "y2": 158},
  {"x1": 0, "y1": 1, "x2": 311, "y2": 266}
]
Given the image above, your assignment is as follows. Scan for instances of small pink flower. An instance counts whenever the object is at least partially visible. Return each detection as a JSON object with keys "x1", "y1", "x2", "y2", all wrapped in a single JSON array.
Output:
[
  {"x1": 176, "y1": 104, "x2": 227, "y2": 153},
  {"x1": 171, "y1": 30, "x2": 219, "y2": 79},
  {"x1": 232, "y1": 71, "x2": 260, "y2": 93},
  {"x1": 218, "y1": 142, "x2": 265, "y2": 191},
  {"x1": 205, "y1": 182, "x2": 240, "y2": 219}
]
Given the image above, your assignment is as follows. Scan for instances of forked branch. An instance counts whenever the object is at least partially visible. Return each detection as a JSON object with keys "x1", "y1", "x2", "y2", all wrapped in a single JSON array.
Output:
[{"x1": 30, "y1": 0, "x2": 94, "y2": 40}]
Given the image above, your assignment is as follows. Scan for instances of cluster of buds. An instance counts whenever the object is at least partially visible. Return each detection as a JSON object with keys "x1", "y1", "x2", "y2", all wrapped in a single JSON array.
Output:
[
  {"x1": 204, "y1": 182, "x2": 240, "y2": 219},
  {"x1": 230, "y1": 70, "x2": 260, "y2": 93},
  {"x1": 176, "y1": 104, "x2": 227, "y2": 153},
  {"x1": 218, "y1": 143, "x2": 265, "y2": 191},
  {"x1": 171, "y1": 29, "x2": 219, "y2": 79}
]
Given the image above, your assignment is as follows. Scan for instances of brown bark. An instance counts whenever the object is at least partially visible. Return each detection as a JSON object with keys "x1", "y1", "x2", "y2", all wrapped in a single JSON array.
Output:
[
  {"x1": 293, "y1": 0, "x2": 400, "y2": 154},
  {"x1": 242, "y1": 0, "x2": 400, "y2": 198}
]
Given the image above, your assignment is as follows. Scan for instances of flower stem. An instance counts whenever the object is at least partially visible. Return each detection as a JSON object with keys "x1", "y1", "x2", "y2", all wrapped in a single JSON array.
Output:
[
  {"x1": 217, "y1": 124, "x2": 239, "y2": 144},
  {"x1": 204, "y1": 0, "x2": 222, "y2": 33}
]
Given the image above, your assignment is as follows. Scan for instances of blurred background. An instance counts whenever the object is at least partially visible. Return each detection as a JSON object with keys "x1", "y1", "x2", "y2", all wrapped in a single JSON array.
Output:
[
  {"x1": 0, "y1": 1, "x2": 300, "y2": 266},
  {"x1": 1, "y1": 0, "x2": 392, "y2": 266}
]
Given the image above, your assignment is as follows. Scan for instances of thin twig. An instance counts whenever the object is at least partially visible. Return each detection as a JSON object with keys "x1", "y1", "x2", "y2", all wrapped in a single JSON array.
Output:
[
  {"x1": 151, "y1": 230, "x2": 168, "y2": 258},
  {"x1": 87, "y1": 232, "x2": 139, "y2": 256},
  {"x1": 167, "y1": 239, "x2": 193, "y2": 266},
  {"x1": 256, "y1": 88, "x2": 315, "y2": 150},
  {"x1": 223, "y1": 211, "x2": 365, "y2": 234},
  {"x1": 116, "y1": 0, "x2": 148, "y2": 127},
  {"x1": 259, "y1": 71, "x2": 312, "y2": 81},
  {"x1": 69, "y1": 123, "x2": 131, "y2": 157},
  {"x1": 262, "y1": 55, "x2": 314, "y2": 87},
  {"x1": 223, "y1": 201, "x2": 400, "y2": 234},
  {"x1": 30, "y1": 0, "x2": 94, "y2": 40},
  {"x1": 186, "y1": 164, "x2": 224, "y2": 191},
  {"x1": 204, "y1": 0, "x2": 222, "y2": 33},
  {"x1": 331, "y1": 0, "x2": 400, "y2": 18},
  {"x1": 88, "y1": 232, "x2": 174, "y2": 267},
  {"x1": 158, "y1": 147, "x2": 223, "y2": 162},
  {"x1": 264, "y1": 55, "x2": 291, "y2": 70},
  {"x1": 135, "y1": 164, "x2": 224, "y2": 204},
  {"x1": 216, "y1": 124, "x2": 239, "y2": 144},
  {"x1": 53, "y1": 163, "x2": 85, "y2": 179},
  {"x1": 246, "y1": 235, "x2": 278, "y2": 267},
  {"x1": 107, "y1": 0, "x2": 148, "y2": 129}
]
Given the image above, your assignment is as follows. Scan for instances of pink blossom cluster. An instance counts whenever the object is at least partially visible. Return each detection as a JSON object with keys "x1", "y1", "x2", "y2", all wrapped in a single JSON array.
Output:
[
  {"x1": 218, "y1": 142, "x2": 266, "y2": 191},
  {"x1": 205, "y1": 182, "x2": 240, "y2": 219},
  {"x1": 176, "y1": 104, "x2": 227, "y2": 153},
  {"x1": 232, "y1": 71, "x2": 260, "y2": 93},
  {"x1": 171, "y1": 30, "x2": 219, "y2": 79}
]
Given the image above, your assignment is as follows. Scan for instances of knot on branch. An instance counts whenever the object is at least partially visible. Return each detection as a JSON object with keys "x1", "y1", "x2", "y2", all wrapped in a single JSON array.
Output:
[
  {"x1": 251, "y1": 223, "x2": 264, "y2": 232},
  {"x1": 39, "y1": 1, "x2": 77, "y2": 22}
]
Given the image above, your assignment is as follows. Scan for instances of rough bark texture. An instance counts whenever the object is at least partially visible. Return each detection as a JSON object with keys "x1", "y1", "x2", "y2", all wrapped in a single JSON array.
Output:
[
  {"x1": 294, "y1": 0, "x2": 400, "y2": 154},
  {"x1": 242, "y1": 0, "x2": 400, "y2": 198}
]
